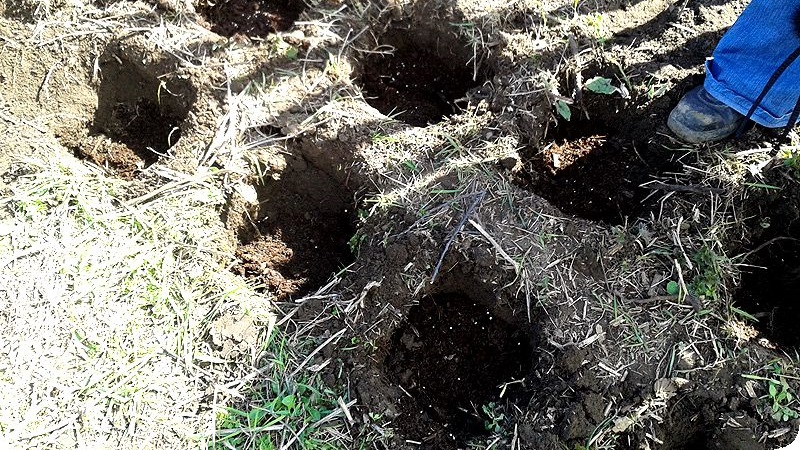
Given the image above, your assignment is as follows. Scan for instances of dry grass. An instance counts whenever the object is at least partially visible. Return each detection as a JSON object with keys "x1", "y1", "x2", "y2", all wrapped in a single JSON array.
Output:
[{"x1": 0, "y1": 156, "x2": 265, "y2": 448}]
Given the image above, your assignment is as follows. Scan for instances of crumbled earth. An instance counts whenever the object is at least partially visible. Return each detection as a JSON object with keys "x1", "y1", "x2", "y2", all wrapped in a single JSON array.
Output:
[{"x1": 1, "y1": 0, "x2": 800, "y2": 448}]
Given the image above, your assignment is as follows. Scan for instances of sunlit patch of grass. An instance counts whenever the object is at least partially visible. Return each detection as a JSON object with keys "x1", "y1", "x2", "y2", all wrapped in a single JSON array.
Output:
[{"x1": 0, "y1": 158, "x2": 270, "y2": 448}]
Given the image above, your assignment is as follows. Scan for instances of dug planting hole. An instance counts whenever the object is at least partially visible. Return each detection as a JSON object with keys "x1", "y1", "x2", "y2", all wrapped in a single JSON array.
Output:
[
  {"x1": 234, "y1": 151, "x2": 357, "y2": 300},
  {"x1": 735, "y1": 238, "x2": 800, "y2": 349},
  {"x1": 198, "y1": 0, "x2": 305, "y2": 38},
  {"x1": 75, "y1": 45, "x2": 194, "y2": 178},
  {"x1": 383, "y1": 293, "x2": 534, "y2": 447},
  {"x1": 514, "y1": 116, "x2": 677, "y2": 223},
  {"x1": 359, "y1": 23, "x2": 489, "y2": 127}
]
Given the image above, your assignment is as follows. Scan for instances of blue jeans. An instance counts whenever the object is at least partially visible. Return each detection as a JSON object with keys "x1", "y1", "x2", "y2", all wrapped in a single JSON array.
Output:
[{"x1": 704, "y1": 0, "x2": 800, "y2": 128}]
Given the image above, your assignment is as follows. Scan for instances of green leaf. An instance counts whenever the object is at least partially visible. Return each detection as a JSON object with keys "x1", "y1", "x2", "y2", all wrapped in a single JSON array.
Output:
[
  {"x1": 281, "y1": 394, "x2": 297, "y2": 410},
  {"x1": 731, "y1": 306, "x2": 758, "y2": 322},
  {"x1": 556, "y1": 100, "x2": 571, "y2": 121},
  {"x1": 247, "y1": 408, "x2": 267, "y2": 426},
  {"x1": 666, "y1": 281, "x2": 679, "y2": 296},
  {"x1": 769, "y1": 383, "x2": 778, "y2": 398},
  {"x1": 585, "y1": 77, "x2": 616, "y2": 95}
]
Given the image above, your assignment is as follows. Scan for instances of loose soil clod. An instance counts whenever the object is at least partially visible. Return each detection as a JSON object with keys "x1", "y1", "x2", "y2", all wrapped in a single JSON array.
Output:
[
  {"x1": 359, "y1": 25, "x2": 487, "y2": 127},
  {"x1": 383, "y1": 293, "x2": 533, "y2": 447},
  {"x1": 198, "y1": 0, "x2": 305, "y2": 38}
]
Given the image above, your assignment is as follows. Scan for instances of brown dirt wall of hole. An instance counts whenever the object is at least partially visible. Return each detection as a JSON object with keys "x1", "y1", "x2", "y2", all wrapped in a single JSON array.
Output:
[
  {"x1": 0, "y1": 20, "x2": 98, "y2": 144},
  {"x1": 231, "y1": 142, "x2": 357, "y2": 300},
  {"x1": 358, "y1": 20, "x2": 489, "y2": 127},
  {"x1": 197, "y1": 0, "x2": 305, "y2": 38}
]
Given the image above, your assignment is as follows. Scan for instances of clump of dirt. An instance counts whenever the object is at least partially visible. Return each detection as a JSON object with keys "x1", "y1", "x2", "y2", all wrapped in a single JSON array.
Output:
[
  {"x1": 514, "y1": 115, "x2": 678, "y2": 223},
  {"x1": 359, "y1": 24, "x2": 488, "y2": 127},
  {"x1": 234, "y1": 150, "x2": 356, "y2": 300},
  {"x1": 383, "y1": 293, "x2": 533, "y2": 448},
  {"x1": 198, "y1": 0, "x2": 305, "y2": 38},
  {"x1": 73, "y1": 44, "x2": 194, "y2": 178}
]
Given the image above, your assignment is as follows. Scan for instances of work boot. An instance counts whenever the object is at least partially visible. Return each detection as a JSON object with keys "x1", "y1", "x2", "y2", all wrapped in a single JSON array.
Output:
[{"x1": 667, "y1": 86, "x2": 746, "y2": 143}]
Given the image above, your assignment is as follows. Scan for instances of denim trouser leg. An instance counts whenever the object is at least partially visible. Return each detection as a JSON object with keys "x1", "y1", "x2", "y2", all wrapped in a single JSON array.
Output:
[{"x1": 704, "y1": 0, "x2": 800, "y2": 128}]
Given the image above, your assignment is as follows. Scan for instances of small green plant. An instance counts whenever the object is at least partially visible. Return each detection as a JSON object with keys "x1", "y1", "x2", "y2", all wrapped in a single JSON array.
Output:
[
  {"x1": 401, "y1": 159, "x2": 419, "y2": 173},
  {"x1": 481, "y1": 402, "x2": 506, "y2": 434},
  {"x1": 689, "y1": 246, "x2": 723, "y2": 301},
  {"x1": 584, "y1": 76, "x2": 622, "y2": 95},
  {"x1": 371, "y1": 133, "x2": 400, "y2": 144},
  {"x1": 584, "y1": 13, "x2": 607, "y2": 41},
  {"x1": 348, "y1": 231, "x2": 366, "y2": 255},
  {"x1": 666, "y1": 280, "x2": 680, "y2": 296},
  {"x1": 743, "y1": 362, "x2": 799, "y2": 422},
  {"x1": 555, "y1": 100, "x2": 572, "y2": 121},
  {"x1": 767, "y1": 377, "x2": 798, "y2": 421},
  {"x1": 779, "y1": 147, "x2": 800, "y2": 178},
  {"x1": 647, "y1": 82, "x2": 669, "y2": 100},
  {"x1": 272, "y1": 36, "x2": 298, "y2": 60}
]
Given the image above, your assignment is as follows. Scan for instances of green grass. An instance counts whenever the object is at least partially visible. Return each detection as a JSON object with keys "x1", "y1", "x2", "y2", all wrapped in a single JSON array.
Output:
[
  {"x1": 212, "y1": 334, "x2": 345, "y2": 450},
  {"x1": 743, "y1": 361, "x2": 800, "y2": 422}
]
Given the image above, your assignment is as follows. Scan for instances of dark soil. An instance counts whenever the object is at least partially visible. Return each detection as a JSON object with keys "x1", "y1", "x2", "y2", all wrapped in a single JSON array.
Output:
[
  {"x1": 233, "y1": 152, "x2": 356, "y2": 300},
  {"x1": 198, "y1": 0, "x2": 305, "y2": 38},
  {"x1": 359, "y1": 27, "x2": 487, "y2": 127},
  {"x1": 384, "y1": 293, "x2": 534, "y2": 448},
  {"x1": 514, "y1": 115, "x2": 678, "y2": 223},
  {"x1": 730, "y1": 175, "x2": 800, "y2": 350},
  {"x1": 100, "y1": 98, "x2": 182, "y2": 159},
  {"x1": 736, "y1": 237, "x2": 800, "y2": 349}
]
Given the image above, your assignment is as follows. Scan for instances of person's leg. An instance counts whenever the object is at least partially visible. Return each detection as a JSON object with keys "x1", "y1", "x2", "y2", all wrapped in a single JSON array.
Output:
[
  {"x1": 704, "y1": 0, "x2": 800, "y2": 128},
  {"x1": 668, "y1": 0, "x2": 800, "y2": 142}
]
